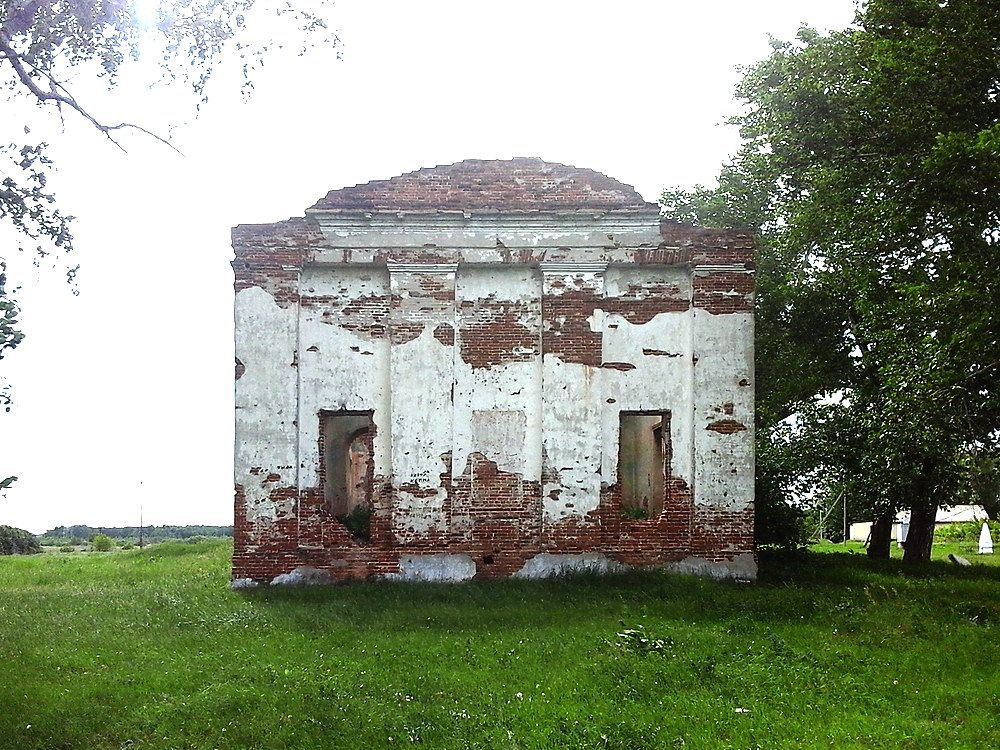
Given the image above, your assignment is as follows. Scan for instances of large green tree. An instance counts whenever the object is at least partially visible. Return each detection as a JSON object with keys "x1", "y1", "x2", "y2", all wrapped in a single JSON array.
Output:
[{"x1": 664, "y1": 0, "x2": 1000, "y2": 562}]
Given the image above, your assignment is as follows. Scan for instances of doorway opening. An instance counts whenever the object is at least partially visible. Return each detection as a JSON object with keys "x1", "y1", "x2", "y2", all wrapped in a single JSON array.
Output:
[
  {"x1": 320, "y1": 411, "x2": 375, "y2": 540},
  {"x1": 618, "y1": 411, "x2": 669, "y2": 520}
]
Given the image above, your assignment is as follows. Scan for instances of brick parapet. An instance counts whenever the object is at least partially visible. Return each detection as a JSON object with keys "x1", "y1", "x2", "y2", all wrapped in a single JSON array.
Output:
[{"x1": 659, "y1": 220, "x2": 755, "y2": 269}]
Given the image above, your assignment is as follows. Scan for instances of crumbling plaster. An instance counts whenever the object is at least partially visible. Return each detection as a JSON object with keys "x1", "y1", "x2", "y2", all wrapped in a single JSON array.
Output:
[
  {"x1": 233, "y1": 161, "x2": 755, "y2": 583},
  {"x1": 234, "y1": 285, "x2": 297, "y2": 524}
]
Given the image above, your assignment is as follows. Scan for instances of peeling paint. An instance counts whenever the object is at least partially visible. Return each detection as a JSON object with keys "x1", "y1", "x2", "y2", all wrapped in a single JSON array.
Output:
[
  {"x1": 515, "y1": 552, "x2": 626, "y2": 578},
  {"x1": 660, "y1": 553, "x2": 757, "y2": 581},
  {"x1": 385, "y1": 554, "x2": 477, "y2": 582},
  {"x1": 233, "y1": 159, "x2": 755, "y2": 582},
  {"x1": 271, "y1": 566, "x2": 335, "y2": 586}
]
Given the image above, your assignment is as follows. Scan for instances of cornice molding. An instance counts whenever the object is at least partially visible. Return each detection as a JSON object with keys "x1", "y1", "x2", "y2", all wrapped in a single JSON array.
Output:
[
  {"x1": 386, "y1": 262, "x2": 459, "y2": 274},
  {"x1": 539, "y1": 262, "x2": 609, "y2": 274},
  {"x1": 307, "y1": 209, "x2": 661, "y2": 233},
  {"x1": 694, "y1": 264, "x2": 752, "y2": 273}
]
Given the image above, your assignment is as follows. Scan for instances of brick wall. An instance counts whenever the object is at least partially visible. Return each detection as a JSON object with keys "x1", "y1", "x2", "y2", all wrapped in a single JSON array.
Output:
[
  {"x1": 233, "y1": 263, "x2": 754, "y2": 581},
  {"x1": 232, "y1": 159, "x2": 755, "y2": 582}
]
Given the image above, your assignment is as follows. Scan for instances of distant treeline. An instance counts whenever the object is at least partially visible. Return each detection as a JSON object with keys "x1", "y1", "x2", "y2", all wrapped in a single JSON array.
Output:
[{"x1": 38, "y1": 525, "x2": 233, "y2": 545}]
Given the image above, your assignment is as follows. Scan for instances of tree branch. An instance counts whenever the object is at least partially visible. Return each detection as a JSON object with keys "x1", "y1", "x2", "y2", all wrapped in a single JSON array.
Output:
[{"x1": 0, "y1": 28, "x2": 182, "y2": 155}]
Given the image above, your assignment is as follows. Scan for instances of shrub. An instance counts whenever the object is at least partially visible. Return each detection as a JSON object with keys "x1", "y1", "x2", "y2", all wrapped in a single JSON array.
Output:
[
  {"x1": 122, "y1": 542, "x2": 135, "y2": 550},
  {"x1": 59, "y1": 545, "x2": 75, "y2": 553},
  {"x1": 0, "y1": 525, "x2": 42, "y2": 555},
  {"x1": 615, "y1": 625, "x2": 675, "y2": 654},
  {"x1": 755, "y1": 491, "x2": 808, "y2": 551},
  {"x1": 89, "y1": 533, "x2": 113, "y2": 552},
  {"x1": 754, "y1": 441, "x2": 809, "y2": 550},
  {"x1": 935, "y1": 520, "x2": 1000, "y2": 543}
]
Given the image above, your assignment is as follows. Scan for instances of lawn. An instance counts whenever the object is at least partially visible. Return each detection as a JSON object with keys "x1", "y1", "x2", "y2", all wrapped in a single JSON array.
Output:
[
  {"x1": 810, "y1": 538, "x2": 1000, "y2": 566},
  {"x1": 1, "y1": 541, "x2": 997, "y2": 750}
]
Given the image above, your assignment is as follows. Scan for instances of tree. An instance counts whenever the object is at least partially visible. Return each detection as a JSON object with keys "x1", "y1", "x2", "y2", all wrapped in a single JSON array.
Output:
[
  {"x1": 0, "y1": 261, "x2": 22, "y2": 492},
  {"x1": 0, "y1": 0, "x2": 338, "y2": 490},
  {"x1": 2, "y1": 0, "x2": 336, "y2": 248},
  {"x1": 89, "y1": 532, "x2": 113, "y2": 552},
  {"x1": 958, "y1": 447, "x2": 1000, "y2": 520},
  {"x1": 663, "y1": 0, "x2": 1000, "y2": 562},
  {"x1": 0, "y1": 523, "x2": 40, "y2": 554}
]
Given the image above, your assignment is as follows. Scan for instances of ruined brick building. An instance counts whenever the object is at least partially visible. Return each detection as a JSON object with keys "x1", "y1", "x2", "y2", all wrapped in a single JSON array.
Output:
[{"x1": 232, "y1": 158, "x2": 755, "y2": 583}]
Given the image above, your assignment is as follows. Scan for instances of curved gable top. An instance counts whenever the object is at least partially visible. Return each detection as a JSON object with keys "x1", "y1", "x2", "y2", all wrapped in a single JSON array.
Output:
[{"x1": 308, "y1": 157, "x2": 658, "y2": 214}]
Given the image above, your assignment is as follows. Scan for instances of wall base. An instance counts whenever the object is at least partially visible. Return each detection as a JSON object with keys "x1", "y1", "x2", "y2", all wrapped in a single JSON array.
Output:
[{"x1": 230, "y1": 551, "x2": 757, "y2": 585}]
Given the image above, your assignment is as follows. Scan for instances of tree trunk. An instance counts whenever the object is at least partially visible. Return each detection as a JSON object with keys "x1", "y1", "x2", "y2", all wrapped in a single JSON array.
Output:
[
  {"x1": 902, "y1": 501, "x2": 936, "y2": 564},
  {"x1": 867, "y1": 512, "x2": 894, "y2": 559}
]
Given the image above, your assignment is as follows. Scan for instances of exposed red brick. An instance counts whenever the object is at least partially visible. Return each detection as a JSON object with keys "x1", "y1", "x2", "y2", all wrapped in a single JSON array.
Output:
[
  {"x1": 706, "y1": 419, "x2": 747, "y2": 434},
  {"x1": 458, "y1": 298, "x2": 539, "y2": 369},
  {"x1": 390, "y1": 273, "x2": 455, "y2": 345},
  {"x1": 541, "y1": 275, "x2": 603, "y2": 366},
  {"x1": 301, "y1": 290, "x2": 391, "y2": 342},
  {"x1": 310, "y1": 158, "x2": 657, "y2": 214},
  {"x1": 433, "y1": 323, "x2": 455, "y2": 346},
  {"x1": 659, "y1": 220, "x2": 754, "y2": 268},
  {"x1": 603, "y1": 281, "x2": 690, "y2": 321},
  {"x1": 693, "y1": 272, "x2": 754, "y2": 314},
  {"x1": 601, "y1": 362, "x2": 636, "y2": 371}
]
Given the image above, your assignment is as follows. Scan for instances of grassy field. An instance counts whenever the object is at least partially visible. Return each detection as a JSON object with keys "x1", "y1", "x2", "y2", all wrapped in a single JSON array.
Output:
[
  {"x1": 1, "y1": 541, "x2": 997, "y2": 750},
  {"x1": 810, "y1": 538, "x2": 1000, "y2": 565}
]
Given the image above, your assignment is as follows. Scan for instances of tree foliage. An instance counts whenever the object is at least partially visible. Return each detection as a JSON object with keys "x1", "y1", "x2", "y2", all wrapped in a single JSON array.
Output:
[
  {"x1": 663, "y1": 0, "x2": 1000, "y2": 560},
  {"x1": 38, "y1": 524, "x2": 233, "y2": 545},
  {"x1": 1, "y1": 0, "x2": 335, "y2": 252},
  {"x1": 0, "y1": 523, "x2": 40, "y2": 554},
  {"x1": 0, "y1": 261, "x2": 22, "y2": 491},
  {"x1": 0, "y1": 0, "x2": 337, "y2": 491},
  {"x1": 89, "y1": 532, "x2": 113, "y2": 551}
]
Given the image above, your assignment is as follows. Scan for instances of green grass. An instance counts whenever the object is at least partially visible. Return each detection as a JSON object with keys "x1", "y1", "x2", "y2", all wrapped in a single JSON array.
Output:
[
  {"x1": 810, "y1": 539, "x2": 1000, "y2": 566},
  {"x1": 1, "y1": 541, "x2": 998, "y2": 750}
]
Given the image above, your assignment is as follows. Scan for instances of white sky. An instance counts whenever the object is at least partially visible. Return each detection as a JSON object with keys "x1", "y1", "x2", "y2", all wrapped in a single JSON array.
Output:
[{"x1": 0, "y1": 0, "x2": 857, "y2": 533}]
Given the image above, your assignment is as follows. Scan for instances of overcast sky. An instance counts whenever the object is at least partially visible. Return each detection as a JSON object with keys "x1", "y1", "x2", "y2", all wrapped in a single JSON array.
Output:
[{"x1": 0, "y1": 0, "x2": 857, "y2": 533}]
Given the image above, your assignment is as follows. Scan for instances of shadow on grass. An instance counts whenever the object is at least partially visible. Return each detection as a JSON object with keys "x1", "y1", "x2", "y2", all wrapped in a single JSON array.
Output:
[
  {"x1": 761, "y1": 548, "x2": 1000, "y2": 586},
  {"x1": 233, "y1": 548, "x2": 1000, "y2": 636}
]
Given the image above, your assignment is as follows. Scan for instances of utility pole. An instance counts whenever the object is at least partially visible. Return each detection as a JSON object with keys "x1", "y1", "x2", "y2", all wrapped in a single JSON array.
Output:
[
  {"x1": 139, "y1": 504, "x2": 145, "y2": 549},
  {"x1": 843, "y1": 493, "x2": 848, "y2": 544}
]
